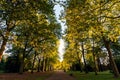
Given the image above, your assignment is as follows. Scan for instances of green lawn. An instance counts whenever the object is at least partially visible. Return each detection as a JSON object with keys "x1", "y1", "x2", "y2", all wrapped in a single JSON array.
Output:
[{"x1": 67, "y1": 71, "x2": 120, "y2": 80}]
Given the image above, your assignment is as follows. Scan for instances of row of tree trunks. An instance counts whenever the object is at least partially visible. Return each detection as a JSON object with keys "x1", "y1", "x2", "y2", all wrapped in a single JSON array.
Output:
[
  {"x1": 19, "y1": 53, "x2": 52, "y2": 74},
  {"x1": 42, "y1": 57, "x2": 52, "y2": 72}
]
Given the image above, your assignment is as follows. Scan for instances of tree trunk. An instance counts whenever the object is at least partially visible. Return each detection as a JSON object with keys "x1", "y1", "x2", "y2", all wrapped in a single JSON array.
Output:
[
  {"x1": 19, "y1": 56, "x2": 24, "y2": 74},
  {"x1": 76, "y1": 48, "x2": 82, "y2": 72},
  {"x1": 47, "y1": 58, "x2": 50, "y2": 71},
  {"x1": 0, "y1": 39, "x2": 7, "y2": 62},
  {"x1": 42, "y1": 57, "x2": 45, "y2": 72},
  {"x1": 19, "y1": 51, "x2": 26, "y2": 74},
  {"x1": 97, "y1": 57, "x2": 103, "y2": 72},
  {"x1": 45, "y1": 58, "x2": 48, "y2": 71},
  {"x1": 76, "y1": 42, "x2": 82, "y2": 72},
  {"x1": 93, "y1": 54, "x2": 98, "y2": 75},
  {"x1": 31, "y1": 51, "x2": 37, "y2": 73},
  {"x1": 81, "y1": 42, "x2": 88, "y2": 73},
  {"x1": 0, "y1": 21, "x2": 16, "y2": 62},
  {"x1": 0, "y1": 31, "x2": 10, "y2": 62},
  {"x1": 48, "y1": 64, "x2": 52, "y2": 71},
  {"x1": 19, "y1": 40, "x2": 27, "y2": 74},
  {"x1": 103, "y1": 37, "x2": 119, "y2": 78},
  {"x1": 92, "y1": 39, "x2": 98, "y2": 75},
  {"x1": 77, "y1": 52, "x2": 82, "y2": 72},
  {"x1": 37, "y1": 58, "x2": 41, "y2": 72}
]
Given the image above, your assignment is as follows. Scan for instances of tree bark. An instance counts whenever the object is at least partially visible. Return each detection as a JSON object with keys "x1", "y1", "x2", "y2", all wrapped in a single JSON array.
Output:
[
  {"x1": 93, "y1": 53, "x2": 98, "y2": 75},
  {"x1": 0, "y1": 21, "x2": 16, "y2": 62},
  {"x1": 81, "y1": 41, "x2": 88, "y2": 73},
  {"x1": 37, "y1": 58, "x2": 41, "y2": 72},
  {"x1": 19, "y1": 55, "x2": 24, "y2": 74},
  {"x1": 92, "y1": 39, "x2": 98, "y2": 75},
  {"x1": 45, "y1": 58, "x2": 48, "y2": 71},
  {"x1": 19, "y1": 40, "x2": 27, "y2": 74},
  {"x1": 103, "y1": 37, "x2": 119, "y2": 78},
  {"x1": 76, "y1": 42, "x2": 82, "y2": 72},
  {"x1": 97, "y1": 56, "x2": 103, "y2": 72},
  {"x1": 31, "y1": 51, "x2": 37, "y2": 73},
  {"x1": 0, "y1": 39, "x2": 7, "y2": 62},
  {"x1": 42, "y1": 57, "x2": 45, "y2": 72},
  {"x1": 76, "y1": 51, "x2": 82, "y2": 72},
  {"x1": 0, "y1": 31, "x2": 10, "y2": 62}
]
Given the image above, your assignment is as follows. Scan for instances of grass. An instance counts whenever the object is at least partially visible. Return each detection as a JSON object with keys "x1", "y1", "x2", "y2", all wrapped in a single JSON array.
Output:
[
  {"x1": 0, "y1": 70, "x2": 5, "y2": 73},
  {"x1": 67, "y1": 71, "x2": 120, "y2": 80}
]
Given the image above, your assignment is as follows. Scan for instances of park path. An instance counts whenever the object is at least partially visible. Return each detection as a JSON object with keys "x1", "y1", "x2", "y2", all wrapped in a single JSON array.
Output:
[{"x1": 45, "y1": 70, "x2": 75, "y2": 80}]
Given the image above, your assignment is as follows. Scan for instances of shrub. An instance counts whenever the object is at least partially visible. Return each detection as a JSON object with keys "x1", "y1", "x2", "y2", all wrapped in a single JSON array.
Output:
[{"x1": 5, "y1": 56, "x2": 20, "y2": 73}]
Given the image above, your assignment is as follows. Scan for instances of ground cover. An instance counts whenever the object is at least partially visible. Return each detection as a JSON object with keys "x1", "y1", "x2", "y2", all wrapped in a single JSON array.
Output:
[
  {"x1": 67, "y1": 71, "x2": 120, "y2": 80},
  {"x1": 0, "y1": 72, "x2": 52, "y2": 80}
]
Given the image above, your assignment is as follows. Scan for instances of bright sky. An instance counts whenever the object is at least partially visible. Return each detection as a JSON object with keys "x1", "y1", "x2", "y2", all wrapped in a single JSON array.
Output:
[{"x1": 54, "y1": 1, "x2": 67, "y2": 62}]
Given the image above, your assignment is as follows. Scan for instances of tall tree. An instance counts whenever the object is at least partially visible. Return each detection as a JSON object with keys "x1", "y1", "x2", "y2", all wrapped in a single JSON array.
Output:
[
  {"x1": 0, "y1": 0, "x2": 55, "y2": 61},
  {"x1": 64, "y1": 0, "x2": 120, "y2": 77}
]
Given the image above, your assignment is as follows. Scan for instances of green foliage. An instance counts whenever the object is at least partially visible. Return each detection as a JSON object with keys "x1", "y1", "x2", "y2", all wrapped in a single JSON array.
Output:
[
  {"x1": 111, "y1": 41, "x2": 120, "y2": 55},
  {"x1": 5, "y1": 55, "x2": 20, "y2": 73},
  {"x1": 115, "y1": 58, "x2": 120, "y2": 73},
  {"x1": 63, "y1": 0, "x2": 120, "y2": 74},
  {"x1": 0, "y1": 58, "x2": 5, "y2": 73},
  {"x1": 0, "y1": 0, "x2": 61, "y2": 73}
]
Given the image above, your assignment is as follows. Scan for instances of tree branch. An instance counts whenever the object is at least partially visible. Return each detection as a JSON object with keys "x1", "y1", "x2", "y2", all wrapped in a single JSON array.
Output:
[
  {"x1": 0, "y1": 33, "x2": 5, "y2": 39},
  {"x1": 101, "y1": 15, "x2": 120, "y2": 19}
]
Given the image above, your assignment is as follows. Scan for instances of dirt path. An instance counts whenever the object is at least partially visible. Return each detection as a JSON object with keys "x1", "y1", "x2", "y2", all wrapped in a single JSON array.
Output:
[
  {"x1": 45, "y1": 71, "x2": 75, "y2": 80},
  {"x1": 0, "y1": 72, "x2": 51, "y2": 80}
]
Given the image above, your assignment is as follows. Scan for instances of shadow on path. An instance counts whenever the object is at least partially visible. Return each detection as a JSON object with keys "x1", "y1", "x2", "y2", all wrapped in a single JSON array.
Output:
[{"x1": 45, "y1": 70, "x2": 75, "y2": 80}]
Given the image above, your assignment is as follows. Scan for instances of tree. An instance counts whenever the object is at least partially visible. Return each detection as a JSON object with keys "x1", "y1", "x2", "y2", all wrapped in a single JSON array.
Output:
[
  {"x1": 64, "y1": 0, "x2": 120, "y2": 77},
  {"x1": 5, "y1": 2, "x2": 61, "y2": 73},
  {"x1": 0, "y1": 0, "x2": 55, "y2": 62}
]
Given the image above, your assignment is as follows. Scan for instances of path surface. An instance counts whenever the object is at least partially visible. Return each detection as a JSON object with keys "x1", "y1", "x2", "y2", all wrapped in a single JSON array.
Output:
[
  {"x1": 45, "y1": 71, "x2": 75, "y2": 80},
  {"x1": 0, "y1": 72, "x2": 50, "y2": 80}
]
